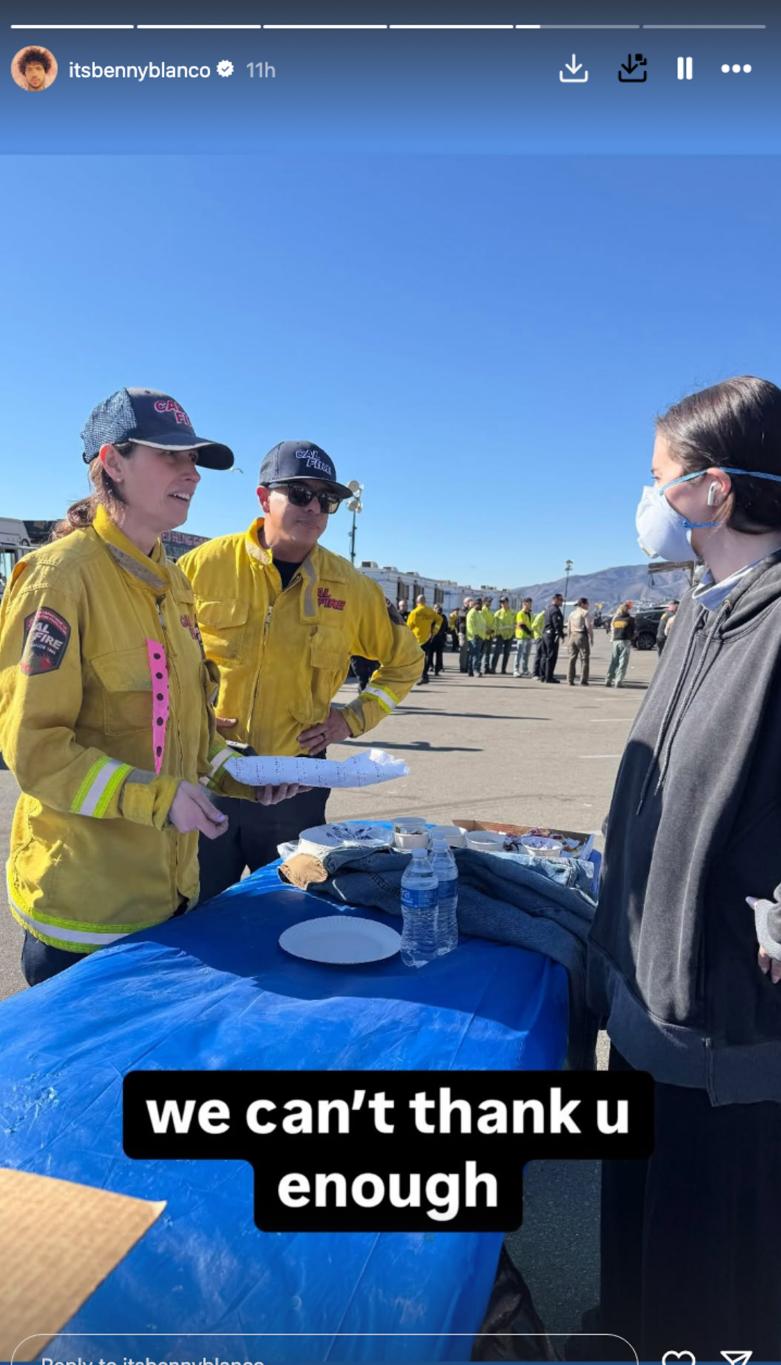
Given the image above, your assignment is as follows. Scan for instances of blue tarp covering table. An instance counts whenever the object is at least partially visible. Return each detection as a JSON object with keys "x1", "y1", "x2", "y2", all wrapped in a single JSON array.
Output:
[{"x1": 0, "y1": 863, "x2": 568, "y2": 1362}]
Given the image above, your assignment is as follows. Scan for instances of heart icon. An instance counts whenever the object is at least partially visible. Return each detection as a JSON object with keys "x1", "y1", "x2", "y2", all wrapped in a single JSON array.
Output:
[{"x1": 662, "y1": 1353, "x2": 696, "y2": 1365}]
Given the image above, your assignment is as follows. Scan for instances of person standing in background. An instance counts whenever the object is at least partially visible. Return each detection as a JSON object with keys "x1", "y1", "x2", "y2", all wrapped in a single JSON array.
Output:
[
  {"x1": 539, "y1": 593, "x2": 565, "y2": 683},
  {"x1": 480, "y1": 597, "x2": 495, "y2": 674},
  {"x1": 605, "y1": 601, "x2": 635, "y2": 687},
  {"x1": 407, "y1": 593, "x2": 440, "y2": 685},
  {"x1": 513, "y1": 597, "x2": 534, "y2": 677},
  {"x1": 656, "y1": 599, "x2": 679, "y2": 654},
  {"x1": 490, "y1": 596, "x2": 515, "y2": 673},
  {"x1": 566, "y1": 596, "x2": 594, "y2": 686},
  {"x1": 531, "y1": 604, "x2": 546, "y2": 678},
  {"x1": 457, "y1": 597, "x2": 472, "y2": 673},
  {"x1": 466, "y1": 596, "x2": 487, "y2": 677},
  {"x1": 448, "y1": 608, "x2": 459, "y2": 651},
  {"x1": 430, "y1": 603, "x2": 449, "y2": 675}
]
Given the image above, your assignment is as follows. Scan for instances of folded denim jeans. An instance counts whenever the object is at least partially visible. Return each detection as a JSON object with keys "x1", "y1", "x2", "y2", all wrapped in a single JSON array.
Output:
[{"x1": 290, "y1": 846, "x2": 598, "y2": 1069}]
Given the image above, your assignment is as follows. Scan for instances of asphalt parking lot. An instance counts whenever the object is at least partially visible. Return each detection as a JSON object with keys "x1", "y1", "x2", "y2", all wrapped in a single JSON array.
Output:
[{"x1": 0, "y1": 630, "x2": 657, "y2": 1337}]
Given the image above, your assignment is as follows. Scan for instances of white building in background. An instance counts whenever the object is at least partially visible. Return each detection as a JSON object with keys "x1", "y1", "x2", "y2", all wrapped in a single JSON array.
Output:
[{"x1": 357, "y1": 562, "x2": 518, "y2": 614}]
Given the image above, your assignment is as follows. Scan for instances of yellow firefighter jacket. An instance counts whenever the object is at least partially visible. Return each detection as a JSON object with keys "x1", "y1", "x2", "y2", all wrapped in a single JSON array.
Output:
[
  {"x1": 179, "y1": 519, "x2": 424, "y2": 755},
  {"x1": 0, "y1": 506, "x2": 242, "y2": 955},
  {"x1": 406, "y1": 603, "x2": 440, "y2": 646}
]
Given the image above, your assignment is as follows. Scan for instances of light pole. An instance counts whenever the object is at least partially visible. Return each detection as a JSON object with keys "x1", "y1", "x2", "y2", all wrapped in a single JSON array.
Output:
[
  {"x1": 347, "y1": 480, "x2": 364, "y2": 565},
  {"x1": 563, "y1": 558, "x2": 573, "y2": 603}
]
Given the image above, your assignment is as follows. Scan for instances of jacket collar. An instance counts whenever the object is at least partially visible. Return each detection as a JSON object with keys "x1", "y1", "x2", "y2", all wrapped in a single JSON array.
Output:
[
  {"x1": 245, "y1": 517, "x2": 348, "y2": 585},
  {"x1": 92, "y1": 505, "x2": 169, "y2": 594}
]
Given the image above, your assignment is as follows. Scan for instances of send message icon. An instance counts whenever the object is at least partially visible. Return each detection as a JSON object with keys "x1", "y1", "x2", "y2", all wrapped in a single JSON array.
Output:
[{"x1": 720, "y1": 1353, "x2": 753, "y2": 1365}]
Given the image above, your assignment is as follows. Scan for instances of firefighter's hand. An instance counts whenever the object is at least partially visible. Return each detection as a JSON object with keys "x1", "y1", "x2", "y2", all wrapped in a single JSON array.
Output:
[
  {"x1": 169, "y1": 781, "x2": 229, "y2": 840},
  {"x1": 746, "y1": 893, "x2": 781, "y2": 984},
  {"x1": 298, "y1": 706, "x2": 351, "y2": 756},
  {"x1": 254, "y1": 783, "x2": 312, "y2": 806},
  {"x1": 214, "y1": 716, "x2": 238, "y2": 733}
]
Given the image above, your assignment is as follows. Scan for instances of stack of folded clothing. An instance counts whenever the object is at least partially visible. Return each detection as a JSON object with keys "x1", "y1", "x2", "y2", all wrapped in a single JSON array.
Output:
[{"x1": 278, "y1": 845, "x2": 598, "y2": 1068}]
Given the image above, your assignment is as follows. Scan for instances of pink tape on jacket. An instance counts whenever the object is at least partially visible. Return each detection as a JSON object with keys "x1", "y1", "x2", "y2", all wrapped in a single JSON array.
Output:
[{"x1": 146, "y1": 638, "x2": 170, "y2": 776}]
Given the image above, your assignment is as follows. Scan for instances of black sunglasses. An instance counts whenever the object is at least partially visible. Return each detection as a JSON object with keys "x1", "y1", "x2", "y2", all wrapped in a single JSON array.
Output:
[{"x1": 269, "y1": 481, "x2": 343, "y2": 514}]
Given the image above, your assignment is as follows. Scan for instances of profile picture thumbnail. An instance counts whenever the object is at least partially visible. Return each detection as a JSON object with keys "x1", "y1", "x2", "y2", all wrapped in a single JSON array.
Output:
[{"x1": 11, "y1": 45, "x2": 58, "y2": 92}]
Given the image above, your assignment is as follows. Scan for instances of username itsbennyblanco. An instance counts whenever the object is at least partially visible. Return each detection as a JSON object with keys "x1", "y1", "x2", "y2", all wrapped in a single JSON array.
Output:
[{"x1": 68, "y1": 60, "x2": 213, "y2": 81}]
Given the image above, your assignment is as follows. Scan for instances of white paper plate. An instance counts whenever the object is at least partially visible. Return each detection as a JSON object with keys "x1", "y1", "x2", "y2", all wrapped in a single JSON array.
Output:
[
  {"x1": 297, "y1": 822, "x2": 394, "y2": 855},
  {"x1": 279, "y1": 915, "x2": 401, "y2": 965}
]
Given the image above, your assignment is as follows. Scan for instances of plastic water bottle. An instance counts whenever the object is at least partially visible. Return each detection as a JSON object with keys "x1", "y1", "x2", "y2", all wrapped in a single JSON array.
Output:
[
  {"x1": 400, "y1": 848, "x2": 439, "y2": 967},
  {"x1": 429, "y1": 836, "x2": 459, "y2": 957}
]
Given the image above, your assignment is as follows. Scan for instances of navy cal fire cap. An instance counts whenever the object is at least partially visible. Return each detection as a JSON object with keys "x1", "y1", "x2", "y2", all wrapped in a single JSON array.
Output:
[
  {"x1": 259, "y1": 441, "x2": 352, "y2": 499},
  {"x1": 81, "y1": 388, "x2": 234, "y2": 470}
]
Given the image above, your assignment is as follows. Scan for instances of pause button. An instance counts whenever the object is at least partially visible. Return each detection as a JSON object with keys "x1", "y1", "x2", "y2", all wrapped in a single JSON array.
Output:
[{"x1": 677, "y1": 55, "x2": 694, "y2": 80}]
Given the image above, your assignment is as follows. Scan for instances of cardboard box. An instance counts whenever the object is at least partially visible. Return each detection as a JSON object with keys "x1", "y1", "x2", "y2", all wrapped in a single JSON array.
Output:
[
  {"x1": 453, "y1": 818, "x2": 596, "y2": 860},
  {"x1": 0, "y1": 1168, "x2": 165, "y2": 1362}
]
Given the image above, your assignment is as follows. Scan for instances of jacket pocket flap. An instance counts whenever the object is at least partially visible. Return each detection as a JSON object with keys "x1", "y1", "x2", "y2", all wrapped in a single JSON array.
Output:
[
  {"x1": 91, "y1": 647, "x2": 152, "y2": 693},
  {"x1": 196, "y1": 599, "x2": 250, "y2": 628}
]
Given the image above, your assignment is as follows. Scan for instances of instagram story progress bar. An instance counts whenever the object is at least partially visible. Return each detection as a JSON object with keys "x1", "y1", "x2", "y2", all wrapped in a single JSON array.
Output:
[{"x1": 6, "y1": 18, "x2": 770, "y2": 31}]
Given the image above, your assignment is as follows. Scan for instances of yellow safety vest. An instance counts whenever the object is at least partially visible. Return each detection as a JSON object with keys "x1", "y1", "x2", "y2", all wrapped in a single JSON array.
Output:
[
  {"x1": 515, "y1": 609, "x2": 533, "y2": 640},
  {"x1": 493, "y1": 608, "x2": 515, "y2": 640},
  {"x1": 466, "y1": 608, "x2": 488, "y2": 641}
]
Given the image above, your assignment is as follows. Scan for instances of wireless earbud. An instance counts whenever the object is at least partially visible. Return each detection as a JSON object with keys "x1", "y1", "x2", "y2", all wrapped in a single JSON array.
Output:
[{"x1": 707, "y1": 483, "x2": 720, "y2": 507}]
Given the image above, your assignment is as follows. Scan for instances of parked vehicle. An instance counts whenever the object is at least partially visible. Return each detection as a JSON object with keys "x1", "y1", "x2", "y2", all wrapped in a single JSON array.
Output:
[{"x1": 633, "y1": 605, "x2": 667, "y2": 650}]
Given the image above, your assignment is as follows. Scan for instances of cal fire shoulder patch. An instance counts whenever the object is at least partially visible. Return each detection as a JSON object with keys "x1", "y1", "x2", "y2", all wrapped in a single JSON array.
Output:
[{"x1": 21, "y1": 607, "x2": 72, "y2": 676}]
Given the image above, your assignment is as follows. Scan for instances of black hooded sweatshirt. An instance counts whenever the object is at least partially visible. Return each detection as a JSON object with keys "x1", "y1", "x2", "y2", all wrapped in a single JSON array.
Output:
[{"x1": 588, "y1": 554, "x2": 781, "y2": 1105}]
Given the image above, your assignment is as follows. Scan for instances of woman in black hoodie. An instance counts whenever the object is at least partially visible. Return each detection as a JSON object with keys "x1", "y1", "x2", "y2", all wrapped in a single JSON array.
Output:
[{"x1": 588, "y1": 377, "x2": 781, "y2": 1360}]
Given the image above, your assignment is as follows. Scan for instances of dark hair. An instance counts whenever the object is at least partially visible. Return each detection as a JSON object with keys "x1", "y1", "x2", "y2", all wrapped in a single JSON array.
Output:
[
  {"x1": 18, "y1": 47, "x2": 51, "y2": 75},
  {"x1": 51, "y1": 442, "x2": 134, "y2": 540},
  {"x1": 577, "y1": 597, "x2": 589, "y2": 607},
  {"x1": 657, "y1": 376, "x2": 781, "y2": 534}
]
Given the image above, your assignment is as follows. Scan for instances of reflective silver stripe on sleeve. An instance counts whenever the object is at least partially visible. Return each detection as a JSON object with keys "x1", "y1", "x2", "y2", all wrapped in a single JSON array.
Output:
[
  {"x1": 79, "y1": 757, "x2": 130, "y2": 817},
  {"x1": 362, "y1": 683, "x2": 398, "y2": 712},
  {"x1": 209, "y1": 746, "x2": 234, "y2": 774}
]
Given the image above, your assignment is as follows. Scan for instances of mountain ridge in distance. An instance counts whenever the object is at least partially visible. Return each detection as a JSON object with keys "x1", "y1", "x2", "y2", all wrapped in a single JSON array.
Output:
[{"x1": 510, "y1": 562, "x2": 691, "y2": 607}]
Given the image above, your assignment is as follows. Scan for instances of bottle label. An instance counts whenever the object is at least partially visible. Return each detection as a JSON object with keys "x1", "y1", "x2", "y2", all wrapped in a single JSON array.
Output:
[{"x1": 401, "y1": 888, "x2": 438, "y2": 910}]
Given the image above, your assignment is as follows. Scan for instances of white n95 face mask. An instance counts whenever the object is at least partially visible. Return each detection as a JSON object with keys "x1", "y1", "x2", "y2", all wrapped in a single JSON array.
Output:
[
  {"x1": 635, "y1": 465, "x2": 781, "y2": 561},
  {"x1": 636, "y1": 485, "x2": 698, "y2": 560},
  {"x1": 635, "y1": 471, "x2": 719, "y2": 561}
]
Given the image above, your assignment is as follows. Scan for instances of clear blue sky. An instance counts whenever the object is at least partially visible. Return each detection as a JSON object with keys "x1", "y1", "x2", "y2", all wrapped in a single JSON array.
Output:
[{"x1": 2, "y1": 154, "x2": 778, "y2": 586}]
